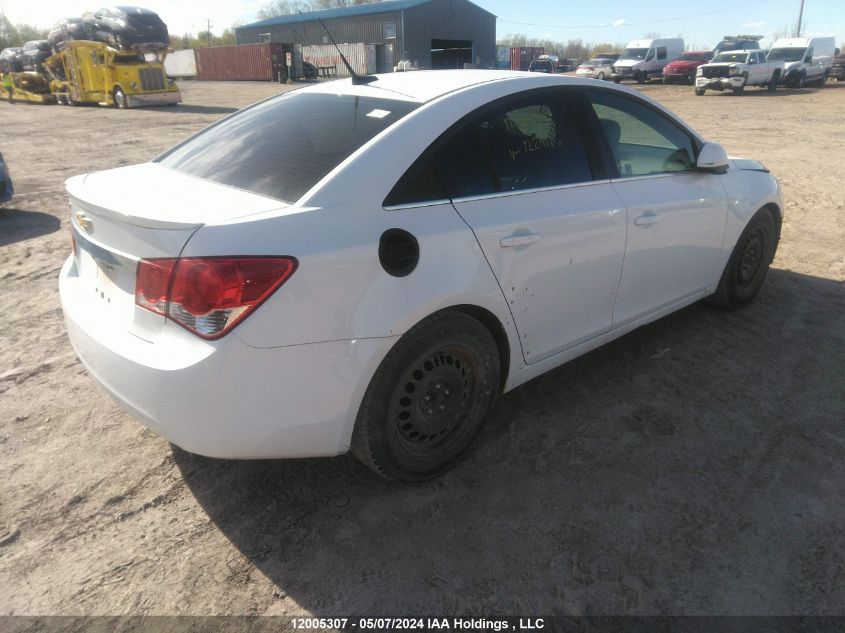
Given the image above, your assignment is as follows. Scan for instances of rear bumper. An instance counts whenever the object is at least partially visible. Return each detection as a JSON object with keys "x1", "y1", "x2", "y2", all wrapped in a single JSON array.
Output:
[
  {"x1": 126, "y1": 91, "x2": 181, "y2": 108},
  {"x1": 59, "y1": 255, "x2": 397, "y2": 459}
]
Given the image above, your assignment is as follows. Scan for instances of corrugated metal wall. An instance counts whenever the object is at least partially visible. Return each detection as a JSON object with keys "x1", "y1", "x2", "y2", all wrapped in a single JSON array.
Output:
[
  {"x1": 510, "y1": 46, "x2": 544, "y2": 71},
  {"x1": 402, "y1": 0, "x2": 496, "y2": 69},
  {"x1": 237, "y1": 11, "x2": 403, "y2": 70},
  {"x1": 301, "y1": 43, "x2": 377, "y2": 75},
  {"x1": 236, "y1": 0, "x2": 496, "y2": 73},
  {"x1": 195, "y1": 43, "x2": 288, "y2": 81}
]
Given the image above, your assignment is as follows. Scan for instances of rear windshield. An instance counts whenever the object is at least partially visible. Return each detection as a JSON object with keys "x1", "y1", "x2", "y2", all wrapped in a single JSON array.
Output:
[
  {"x1": 127, "y1": 13, "x2": 166, "y2": 27},
  {"x1": 157, "y1": 93, "x2": 419, "y2": 203},
  {"x1": 714, "y1": 52, "x2": 748, "y2": 63}
]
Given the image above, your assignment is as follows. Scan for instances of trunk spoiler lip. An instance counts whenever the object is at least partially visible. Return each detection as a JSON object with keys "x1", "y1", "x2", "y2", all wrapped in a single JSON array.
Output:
[
  {"x1": 67, "y1": 190, "x2": 203, "y2": 231},
  {"x1": 65, "y1": 163, "x2": 291, "y2": 230}
]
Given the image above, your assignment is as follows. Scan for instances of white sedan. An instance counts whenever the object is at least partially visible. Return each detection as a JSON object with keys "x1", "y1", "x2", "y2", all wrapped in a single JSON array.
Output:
[
  {"x1": 575, "y1": 58, "x2": 615, "y2": 80},
  {"x1": 60, "y1": 70, "x2": 783, "y2": 480}
]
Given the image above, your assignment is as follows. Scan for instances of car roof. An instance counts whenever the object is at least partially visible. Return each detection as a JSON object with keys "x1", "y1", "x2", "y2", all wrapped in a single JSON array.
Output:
[
  {"x1": 302, "y1": 69, "x2": 556, "y2": 103},
  {"x1": 115, "y1": 6, "x2": 157, "y2": 14}
]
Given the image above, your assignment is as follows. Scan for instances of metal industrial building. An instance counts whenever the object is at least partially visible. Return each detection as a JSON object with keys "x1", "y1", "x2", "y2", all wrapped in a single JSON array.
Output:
[{"x1": 235, "y1": 0, "x2": 496, "y2": 75}]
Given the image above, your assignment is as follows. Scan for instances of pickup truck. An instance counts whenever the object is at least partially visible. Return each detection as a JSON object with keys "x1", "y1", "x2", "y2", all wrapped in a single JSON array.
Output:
[{"x1": 695, "y1": 49, "x2": 783, "y2": 94}]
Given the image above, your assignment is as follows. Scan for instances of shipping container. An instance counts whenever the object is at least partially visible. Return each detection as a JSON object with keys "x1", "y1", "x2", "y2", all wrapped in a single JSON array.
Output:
[
  {"x1": 496, "y1": 46, "x2": 510, "y2": 69},
  {"x1": 164, "y1": 49, "x2": 197, "y2": 78},
  {"x1": 195, "y1": 43, "x2": 287, "y2": 81},
  {"x1": 300, "y1": 43, "x2": 377, "y2": 76},
  {"x1": 510, "y1": 46, "x2": 544, "y2": 71}
]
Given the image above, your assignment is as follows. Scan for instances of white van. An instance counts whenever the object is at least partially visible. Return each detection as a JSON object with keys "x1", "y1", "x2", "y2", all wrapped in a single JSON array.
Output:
[
  {"x1": 611, "y1": 38, "x2": 684, "y2": 83},
  {"x1": 767, "y1": 36, "x2": 836, "y2": 87}
]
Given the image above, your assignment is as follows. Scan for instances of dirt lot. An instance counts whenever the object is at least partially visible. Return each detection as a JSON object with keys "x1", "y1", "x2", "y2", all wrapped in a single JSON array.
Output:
[{"x1": 1, "y1": 78, "x2": 844, "y2": 616}]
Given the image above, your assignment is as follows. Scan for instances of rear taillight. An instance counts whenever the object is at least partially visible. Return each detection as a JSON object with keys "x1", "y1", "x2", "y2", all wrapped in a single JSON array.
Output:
[{"x1": 135, "y1": 256, "x2": 297, "y2": 339}]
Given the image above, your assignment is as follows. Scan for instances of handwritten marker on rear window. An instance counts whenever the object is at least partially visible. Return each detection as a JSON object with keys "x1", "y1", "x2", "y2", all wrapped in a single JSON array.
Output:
[{"x1": 367, "y1": 109, "x2": 391, "y2": 119}]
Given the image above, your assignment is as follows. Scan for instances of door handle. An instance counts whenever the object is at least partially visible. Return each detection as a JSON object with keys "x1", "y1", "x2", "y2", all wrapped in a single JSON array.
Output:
[
  {"x1": 634, "y1": 212, "x2": 660, "y2": 227},
  {"x1": 499, "y1": 233, "x2": 541, "y2": 247}
]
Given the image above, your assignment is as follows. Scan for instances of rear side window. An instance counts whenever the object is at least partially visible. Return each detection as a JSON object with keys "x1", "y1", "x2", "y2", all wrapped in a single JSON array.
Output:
[
  {"x1": 383, "y1": 154, "x2": 446, "y2": 207},
  {"x1": 157, "y1": 93, "x2": 419, "y2": 203},
  {"x1": 474, "y1": 96, "x2": 593, "y2": 191},
  {"x1": 657, "y1": 47, "x2": 667, "y2": 60},
  {"x1": 430, "y1": 92, "x2": 594, "y2": 198},
  {"x1": 430, "y1": 125, "x2": 497, "y2": 199}
]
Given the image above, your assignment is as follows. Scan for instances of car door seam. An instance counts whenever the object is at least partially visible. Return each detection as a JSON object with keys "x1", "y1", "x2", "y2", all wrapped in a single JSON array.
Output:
[{"x1": 448, "y1": 201, "x2": 528, "y2": 363}]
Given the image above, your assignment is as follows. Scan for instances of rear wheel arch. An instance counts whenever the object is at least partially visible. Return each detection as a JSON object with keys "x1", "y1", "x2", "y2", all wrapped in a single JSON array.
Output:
[
  {"x1": 350, "y1": 307, "x2": 503, "y2": 480},
  {"x1": 447, "y1": 304, "x2": 512, "y2": 392}
]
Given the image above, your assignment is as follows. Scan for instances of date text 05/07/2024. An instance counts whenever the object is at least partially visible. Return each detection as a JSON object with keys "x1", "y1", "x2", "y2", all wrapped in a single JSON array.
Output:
[{"x1": 291, "y1": 618, "x2": 546, "y2": 631}]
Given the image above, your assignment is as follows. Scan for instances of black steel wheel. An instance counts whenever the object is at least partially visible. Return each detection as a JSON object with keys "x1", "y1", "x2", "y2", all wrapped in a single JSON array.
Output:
[
  {"x1": 707, "y1": 209, "x2": 778, "y2": 309},
  {"x1": 352, "y1": 310, "x2": 500, "y2": 481}
]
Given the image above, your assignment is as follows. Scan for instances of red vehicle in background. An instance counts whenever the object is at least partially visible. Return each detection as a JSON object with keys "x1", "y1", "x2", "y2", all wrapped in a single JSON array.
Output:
[{"x1": 662, "y1": 51, "x2": 713, "y2": 84}]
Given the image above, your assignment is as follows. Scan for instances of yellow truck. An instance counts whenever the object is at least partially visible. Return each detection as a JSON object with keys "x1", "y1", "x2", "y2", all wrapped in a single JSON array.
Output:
[
  {"x1": 43, "y1": 40, "x2": 180, "y2": 108},
  {"x1": 4, "y1": 72, "x2": 55, "y2": 104}
]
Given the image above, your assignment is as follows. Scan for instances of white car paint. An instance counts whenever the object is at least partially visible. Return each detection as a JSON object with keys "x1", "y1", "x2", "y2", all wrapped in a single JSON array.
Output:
[
  {"x1": 59, "y1": 70, "x2": 783, "y2": 461},
  {"x1": 768, "y1": 36, "x2": 836, "y2": 85},
  {"x1": 612, "y1": 38, "x2": 685, "y2": 82}
]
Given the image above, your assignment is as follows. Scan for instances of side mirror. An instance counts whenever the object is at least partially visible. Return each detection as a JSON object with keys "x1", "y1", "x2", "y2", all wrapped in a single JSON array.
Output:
[{"x1": 696, "y1": 142, "x2": 729, "y2": 174}]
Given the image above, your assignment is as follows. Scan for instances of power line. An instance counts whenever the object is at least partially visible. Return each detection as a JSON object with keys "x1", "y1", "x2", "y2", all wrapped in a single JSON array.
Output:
[{"x1": 498, "y1": 0, "x2": 771, "y2": 29}]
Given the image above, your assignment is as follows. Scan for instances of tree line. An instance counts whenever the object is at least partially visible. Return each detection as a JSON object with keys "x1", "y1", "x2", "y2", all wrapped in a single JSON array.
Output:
[
  {"x1": 0, "y1": 16, "x2": 48, "y2": 49},
  {"x1": 497, "y1": 34, "x2": 636, "y2": 60}
]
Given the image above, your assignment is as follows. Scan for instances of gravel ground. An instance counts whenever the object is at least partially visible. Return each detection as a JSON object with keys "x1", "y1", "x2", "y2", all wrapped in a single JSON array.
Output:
[{"x1": 0, "y1": 78, "x2": 843, "y2": 616}]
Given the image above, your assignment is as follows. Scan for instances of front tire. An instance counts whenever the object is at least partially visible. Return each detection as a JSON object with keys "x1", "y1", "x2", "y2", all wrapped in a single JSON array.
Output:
[
  {"x1": 707, "y1": 210, "x2": 778, "y2": 309},
  {"x1": 351, "y1": 311, "x2": 500, "y2": 481},
  {"x1": 113, "y1": 87, "x2": 127, "y2": 109},
  {"x1": 695, "y1": 87, "x2": 705, "y2": 96}
]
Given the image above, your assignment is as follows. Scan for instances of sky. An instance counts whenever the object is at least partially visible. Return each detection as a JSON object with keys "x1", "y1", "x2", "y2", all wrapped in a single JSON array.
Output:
[{"x1": 1, "y1": 0, "x2": 843, "y2": 49}]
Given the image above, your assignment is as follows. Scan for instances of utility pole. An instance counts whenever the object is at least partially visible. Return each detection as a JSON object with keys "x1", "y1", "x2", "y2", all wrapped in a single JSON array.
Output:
[
  {"x1": 207, "y1": 18, "x2": 212, "y2": 47},
  {"x1": 796, "y1": 0, "x2": 805, "y2": 36}
]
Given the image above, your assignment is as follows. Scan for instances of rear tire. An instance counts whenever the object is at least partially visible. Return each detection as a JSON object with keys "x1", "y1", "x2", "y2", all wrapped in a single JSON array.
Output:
[
  {"x1": 351, "y1": 311, "x2": 500, "y2": 481},
  {"x1": 767, "y1": 71, "x2": 779, "y2": 91},
  {"x1": 707, "y1": 210, "x2": 778, "y2": 309},
  {"x1": 695, "y1": 87, "x2": 705, "y2": 96}
]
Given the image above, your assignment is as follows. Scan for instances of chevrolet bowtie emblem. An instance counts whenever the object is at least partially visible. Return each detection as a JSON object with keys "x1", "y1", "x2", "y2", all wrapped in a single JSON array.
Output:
[{"x1": 75, "y1": 210, "x2": 93, "y2": 231}]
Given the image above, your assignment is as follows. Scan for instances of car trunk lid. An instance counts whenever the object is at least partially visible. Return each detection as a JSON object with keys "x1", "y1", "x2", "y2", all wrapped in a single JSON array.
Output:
[{"x1": 66, "y1": 162, "x2": 287, "y2": 340}]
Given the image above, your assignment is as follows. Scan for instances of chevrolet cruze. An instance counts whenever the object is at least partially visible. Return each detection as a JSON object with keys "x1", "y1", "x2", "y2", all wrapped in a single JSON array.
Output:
[{"x1": 60, "y1": 70, "x2": 783, "y2": 480}]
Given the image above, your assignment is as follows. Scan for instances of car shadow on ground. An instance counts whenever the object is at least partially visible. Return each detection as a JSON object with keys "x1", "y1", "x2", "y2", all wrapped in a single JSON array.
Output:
[
  {"x1": 0, "y1": 209, "x2": 61, "y2": 247},
  {"x1": 173, "y1": 268, "x2": 845, "y2": 613}
]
